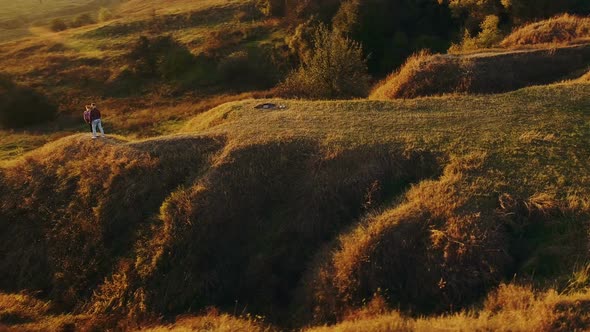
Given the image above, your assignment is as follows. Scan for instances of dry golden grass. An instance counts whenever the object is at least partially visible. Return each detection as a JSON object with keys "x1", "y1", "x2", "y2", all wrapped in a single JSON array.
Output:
[
  {"x1": 0, "y1": 293, "x2": 51, "y2": 323},
  {"x1": 370, "y1": 44, "x2": 590, "y2": 99},
  {"x1": 305, "y1": 284, "x2": 590, "y2": 332},
  {"x1": 501, "y1": 14, "x2": 590, "y2": 48},
  {"x1": 297, "y1": 153, "x2": 511, "y2": 323},
  {"x1": 139, "y1": 310, "x2": 273, "y2": 332},
  {"x1": 1, "y1": 82, "x2": 589, "y2": 330}
]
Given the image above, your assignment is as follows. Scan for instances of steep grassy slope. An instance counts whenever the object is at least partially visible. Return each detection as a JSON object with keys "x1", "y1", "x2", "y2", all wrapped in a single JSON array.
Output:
[{"x1": 1, "y1": 82, "x2": 589, "y2": 331}]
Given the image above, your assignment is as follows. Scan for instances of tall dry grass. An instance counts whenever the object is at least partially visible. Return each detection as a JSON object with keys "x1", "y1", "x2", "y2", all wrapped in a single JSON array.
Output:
[
  {"x1": 305, "y1": 284, "x2": 590, "y2": 332},
  {"x1": 501, "y1": 14, "x2": 590, "y2": 48},
  {"x1": 297, "y1": 153, "x2": 511, "y2": 324},
  {"x1": 0, "y1": 134, "x2": 225, "y2": 311},
  {"x1": 371, "y1": 44, "x2": 590, "y2": 99},
  {"x1": 89, "y1": 141, "x2": 441, "y2": 323}
]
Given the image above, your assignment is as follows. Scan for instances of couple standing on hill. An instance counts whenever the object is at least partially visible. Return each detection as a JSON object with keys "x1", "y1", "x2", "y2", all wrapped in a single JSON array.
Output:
[{"x1": 83, "y1": 103, "x2": 105, "y2": 139}]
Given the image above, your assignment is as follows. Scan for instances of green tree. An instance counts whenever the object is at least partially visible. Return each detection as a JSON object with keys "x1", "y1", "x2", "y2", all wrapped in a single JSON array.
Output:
[
  {"x1": 477, "y1": 15, "x2": 503, "y2": 47},
  {"x1": 286, "y1": 16, "x2": 319, "y2": 64},
  {"x1": 502, "y1": 0, "x2": 590, "y2": 24},
  {"x1": 333, "y1": 0, "x2": 454, "y2": 75},
  {"x1": 279, "y1": 25, "x2": 371, "y2": 99}
]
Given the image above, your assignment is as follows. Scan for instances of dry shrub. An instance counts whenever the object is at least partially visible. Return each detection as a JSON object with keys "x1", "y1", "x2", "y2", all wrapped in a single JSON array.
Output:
[
  {"x1": 298, "y1": 153, "x2": 510, "y2": 323},
  {"x1": 90, "y1": 140, "x2": 440, "y2": 321},
  {"x1": 501, "y1": 14, "x2": 590, "y2": 48},
  {"x1": 371, "y1": 44, "x2": 590, "y2": 99},
  {"x1": 0, "y1": 134, "x2": 224, "y2": 310}
]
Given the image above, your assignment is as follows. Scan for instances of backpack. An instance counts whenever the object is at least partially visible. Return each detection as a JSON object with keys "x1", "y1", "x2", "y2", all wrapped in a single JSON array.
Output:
[{"x1": 83, "y1": 110, "x2": 91, "y2": 123}]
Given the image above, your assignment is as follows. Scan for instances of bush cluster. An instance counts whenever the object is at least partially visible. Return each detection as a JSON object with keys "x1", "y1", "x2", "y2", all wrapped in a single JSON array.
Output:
[
  {"x1": 279, "y1": 25, "x2": 371, "y2": 99},
  {"x1": 0, "y1": 76, "x2": 57, "y2": 128},
  {"x1": 280, "y1": 0, "x2": 589, "y2": 77},
  {"x1": 50, "y1": 13, "x2": 95, "y2": 32}
]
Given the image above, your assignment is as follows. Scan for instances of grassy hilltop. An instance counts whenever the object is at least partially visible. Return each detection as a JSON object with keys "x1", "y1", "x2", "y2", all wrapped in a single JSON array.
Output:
[{"x1": 1, "y1": 0, "x2": 590, "y2": 331}]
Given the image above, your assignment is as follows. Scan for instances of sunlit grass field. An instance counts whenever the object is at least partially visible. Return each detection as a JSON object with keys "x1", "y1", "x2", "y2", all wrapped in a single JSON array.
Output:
[
  {"x1": 1, "y1": 1, "x2": 590, "y2": 329},
  {"x1": 1, "y1": 81, "x2": 589, "y2": 331}
]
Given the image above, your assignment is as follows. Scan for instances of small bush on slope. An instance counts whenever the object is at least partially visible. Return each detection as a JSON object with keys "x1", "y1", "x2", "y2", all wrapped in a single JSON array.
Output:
[
  {"x1": 450, "y1": 15, "x2": 504, "y2": 52},
  {"x1": 501, "y1": 14, "x2": 590, "y2": 47}
]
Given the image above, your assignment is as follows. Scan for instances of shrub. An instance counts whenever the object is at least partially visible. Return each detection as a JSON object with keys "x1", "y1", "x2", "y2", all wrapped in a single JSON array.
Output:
[
  {"x1": 70, "y1": 13, "x2": 95, "y2": 28},
  {"x1": 98, "y1": 7, "x2": 114, "y2": 22},
  {"x1": 285, "y1": 17, "x2": 318, "y2": 64},
  {"x1": 449, "y1": 0, "x2": 503, "y2": 33},
  {"x1": 153, "y1": 37, "x2": 195, "y2": 80},
  {"x1": 256, "y1": 0, "x2": 285, "y2": 17},
  {"x1": 217, "y1": 48, "x2": 283, "y2": 90},
  {"x1": 127, "y1": 35, "x2": 195, "y2": 80},
  {"x1": 50, "y1": 18, "x2": 68, "y2": 32},
  {"x1": 278, "y1": 25, "x2": 370, "y2": 99},
  {"x1": 0, "y1": 77, "x2": 57, "y2": 128},
  {"x1": 478, "y1": 15, "x2": 503, "y2": 47},
  {"x1": 449, "y1": 15, "x2": 503, "y2": 52}
]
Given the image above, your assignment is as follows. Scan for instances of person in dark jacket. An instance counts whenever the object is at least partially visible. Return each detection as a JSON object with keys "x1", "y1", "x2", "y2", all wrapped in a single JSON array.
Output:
[{"x1": 90, "y1": 103, "x2": 105, "y2": 139}]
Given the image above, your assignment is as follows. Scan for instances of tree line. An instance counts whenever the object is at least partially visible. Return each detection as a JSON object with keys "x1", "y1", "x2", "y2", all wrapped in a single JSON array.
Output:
[{"x1": 259, "y1": 0, "x2": 590, "y2": 75}]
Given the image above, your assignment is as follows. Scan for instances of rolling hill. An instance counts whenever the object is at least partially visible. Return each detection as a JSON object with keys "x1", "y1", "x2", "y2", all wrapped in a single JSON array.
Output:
[
  {"x1": 1, "y1": 2, "x2": 590, "y2": 330},
  {"x1": 1, "y1": 81, "x2": 590, "y2": 330}
]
